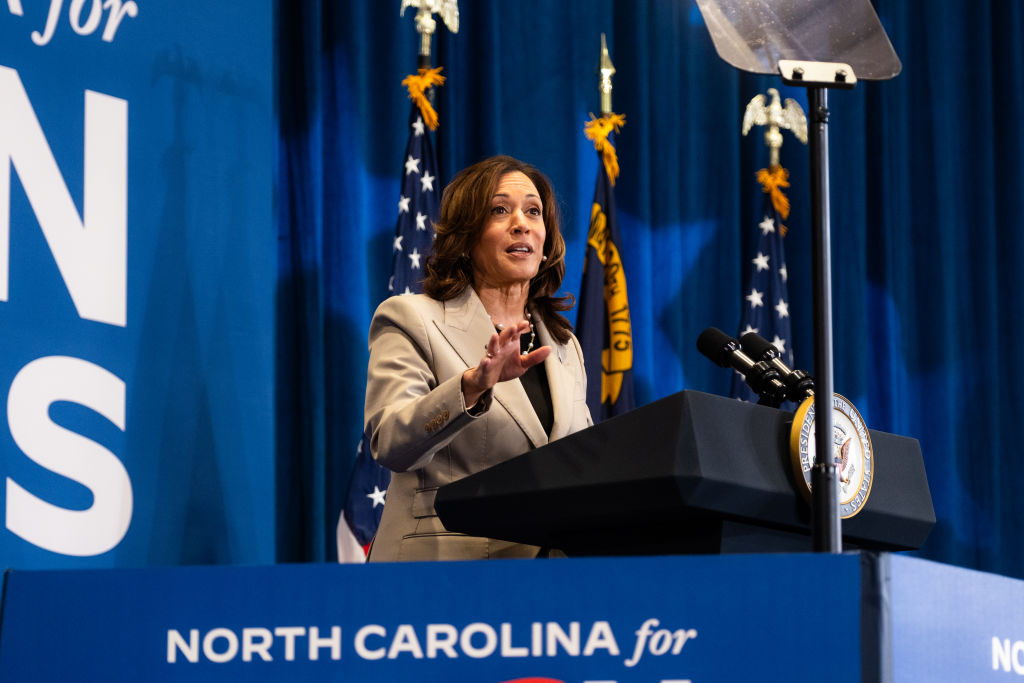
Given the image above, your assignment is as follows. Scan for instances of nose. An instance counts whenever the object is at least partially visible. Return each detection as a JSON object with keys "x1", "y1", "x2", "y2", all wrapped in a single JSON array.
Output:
[{"x1": 511, "y1": 209, "x2": 529, "y2": 233}]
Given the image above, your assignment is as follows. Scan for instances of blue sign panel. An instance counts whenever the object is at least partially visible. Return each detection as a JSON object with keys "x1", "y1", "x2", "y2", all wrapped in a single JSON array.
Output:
[
  {"x1": 890, "y1": 554, "x2": 1024, "y2": 681},
  {"x1": 0, "y1": 554, "x2": 863, "y2": 681},
  {"x1": 0, "y1": 2, "x2": 274, "y2": 567}
]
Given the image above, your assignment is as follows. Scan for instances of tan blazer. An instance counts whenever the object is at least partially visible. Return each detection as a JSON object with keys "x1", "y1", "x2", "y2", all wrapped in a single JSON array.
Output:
[{"x1": 364, "y1": 287, "x2": 592, "y2": 561}]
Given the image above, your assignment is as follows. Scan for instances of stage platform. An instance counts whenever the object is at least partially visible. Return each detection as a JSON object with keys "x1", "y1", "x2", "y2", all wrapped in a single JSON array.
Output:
[{"x1": 0, "y1": 552, "x2": 1018, "y2": 681}]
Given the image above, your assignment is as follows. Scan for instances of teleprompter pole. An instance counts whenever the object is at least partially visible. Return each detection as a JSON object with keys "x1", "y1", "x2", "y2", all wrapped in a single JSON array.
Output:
[{"x1": 807, "y1": 86, "x2": 841, "y2": 553}]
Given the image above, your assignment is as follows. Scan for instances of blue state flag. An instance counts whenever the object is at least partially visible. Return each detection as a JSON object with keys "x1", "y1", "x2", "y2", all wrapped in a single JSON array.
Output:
[{"x1": 577, "y1": 123, "x2": 635, "y2": 422}]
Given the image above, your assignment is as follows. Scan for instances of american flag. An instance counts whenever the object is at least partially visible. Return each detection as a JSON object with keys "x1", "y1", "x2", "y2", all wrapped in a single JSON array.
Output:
[
  {"x1": 576, "y1": 122, "x2": 635, "y2": 422},
  {"x1": 336, "y1": 102, "x2": 440, "y2": 562},
  {"x1": 731, "y1": 170, "x2": 794, "y2": 402}
]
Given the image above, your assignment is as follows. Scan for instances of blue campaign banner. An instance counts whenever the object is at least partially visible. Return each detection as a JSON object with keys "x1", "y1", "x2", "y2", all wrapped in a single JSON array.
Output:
[
  {"x1": 889, "y1": 554, "x2": 1024, "y2": 681},
  {"x1": 0, "y1": 3, "x2": 274, "y2": 567},
  {"x1": 0, "y1": 553, "x2": 864, "y2": 682}
]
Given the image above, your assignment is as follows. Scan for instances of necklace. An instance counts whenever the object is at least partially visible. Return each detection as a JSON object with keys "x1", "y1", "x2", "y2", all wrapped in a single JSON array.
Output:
[{"x1": 492, "y1": 311, "x2": 536, "y2": 354}]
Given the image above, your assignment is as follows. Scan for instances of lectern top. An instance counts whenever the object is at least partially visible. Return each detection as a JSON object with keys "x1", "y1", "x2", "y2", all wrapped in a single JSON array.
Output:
[{"x1": 695, "y1": 0, "x2": 901, "y2": 81}]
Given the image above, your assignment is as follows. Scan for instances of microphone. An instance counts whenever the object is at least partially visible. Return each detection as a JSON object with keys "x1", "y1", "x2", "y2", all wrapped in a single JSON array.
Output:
[
  {"x1": 739, "y1": 332, "x2": 815, "y2": 403},
  {"x1": 696, "y1": 327, "x2": 787, "y2": 407}
]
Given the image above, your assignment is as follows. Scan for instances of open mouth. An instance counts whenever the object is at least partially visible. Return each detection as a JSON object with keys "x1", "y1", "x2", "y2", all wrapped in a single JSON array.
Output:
[{"x1": 506, "y1": 244, "x2": 533, "y2": 255}]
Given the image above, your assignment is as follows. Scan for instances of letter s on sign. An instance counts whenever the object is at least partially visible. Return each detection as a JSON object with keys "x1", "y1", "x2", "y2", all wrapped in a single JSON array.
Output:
[{"x1": 6, "y1": 356, "x2": 132, "y2": 556}]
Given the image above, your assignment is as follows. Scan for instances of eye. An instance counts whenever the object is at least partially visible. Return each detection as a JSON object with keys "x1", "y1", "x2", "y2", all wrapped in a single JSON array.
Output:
[
  {"x1": 490, "y1": 205, "x2": 508, "y2": 215},
  {"x1": 526, "y1": 206, "x2": 542, "y2": 216}
]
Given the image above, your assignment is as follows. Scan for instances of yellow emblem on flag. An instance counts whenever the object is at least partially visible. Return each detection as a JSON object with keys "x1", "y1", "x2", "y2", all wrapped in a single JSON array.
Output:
[{"x1": 588, "y1": 202, "x2": 633, "y2": 404}]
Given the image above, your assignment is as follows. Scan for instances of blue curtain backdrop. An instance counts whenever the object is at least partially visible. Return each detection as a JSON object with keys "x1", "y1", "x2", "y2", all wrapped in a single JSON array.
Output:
[{"x1": 277, "y1": 1, "x2": 1024, "y2": 577}]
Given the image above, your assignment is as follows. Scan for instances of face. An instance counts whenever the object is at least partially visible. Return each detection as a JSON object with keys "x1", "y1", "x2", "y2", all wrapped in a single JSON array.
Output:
[{"x1": 470, "y1": 171, "x2": 547, "y2": 289}]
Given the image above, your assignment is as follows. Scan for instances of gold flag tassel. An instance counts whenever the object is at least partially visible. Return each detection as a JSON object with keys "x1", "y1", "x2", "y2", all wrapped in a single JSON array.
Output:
[
  {"x1": 584, "y1": 113, "x2": 626, "y2": 186},
  {"x1": 401, "y1": 66, "x2": 446, "y2": 130},
  {"x1": 756, "y1": 165, "x2": 791, "y2": 235}
]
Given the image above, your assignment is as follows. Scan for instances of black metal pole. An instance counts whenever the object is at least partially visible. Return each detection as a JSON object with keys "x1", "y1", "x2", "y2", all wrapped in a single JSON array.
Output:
[{"x1": 808, "y1": 86, "x2": 841, "y2": 553}]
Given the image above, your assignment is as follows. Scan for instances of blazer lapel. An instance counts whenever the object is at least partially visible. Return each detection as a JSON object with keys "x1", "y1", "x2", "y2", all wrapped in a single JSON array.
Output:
[
  {"x1": 432, "y1": 288, "x2": 547, "y2": 449},
  {"x1": 533, "y1": 312, "x2": 575, "y2": 442}
]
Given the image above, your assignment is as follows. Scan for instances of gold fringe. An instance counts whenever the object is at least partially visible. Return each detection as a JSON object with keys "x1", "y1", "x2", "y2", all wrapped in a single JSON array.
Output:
[
  {"x1": 584, "y1": 113, "x2": 626, "y2": 186},
  {"x1": 756, "y1": 165, "x2": 791, "y2": 235},
  {"x1": 401, "y1": 67, "x2": 446, "y2": 130}
]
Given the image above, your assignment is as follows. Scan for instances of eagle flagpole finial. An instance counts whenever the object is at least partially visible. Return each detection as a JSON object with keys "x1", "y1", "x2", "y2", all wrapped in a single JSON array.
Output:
[
  {"x1": 742, "y1": 87, "x2": 808, "y2": 167},
  {"x1": 400, "y1": 0, "x2": 459, "y2": 66}
]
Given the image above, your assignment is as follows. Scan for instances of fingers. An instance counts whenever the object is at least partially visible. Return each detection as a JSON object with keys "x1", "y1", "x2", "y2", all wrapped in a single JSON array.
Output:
[{"x1": 520, "y1": 345, "x2": 551, "y2": 369}]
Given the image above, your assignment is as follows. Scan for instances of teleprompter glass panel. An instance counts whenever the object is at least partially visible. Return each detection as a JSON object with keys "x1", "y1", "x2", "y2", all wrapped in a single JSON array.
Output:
[{"x1": 695, "y1": 0, "x2": 900, "y2": 81}]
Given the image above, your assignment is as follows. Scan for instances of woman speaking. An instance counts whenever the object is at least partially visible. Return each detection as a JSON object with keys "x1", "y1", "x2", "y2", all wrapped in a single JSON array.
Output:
[{"x1": 364, "y1": 155, "x2": 592, "y2": 561}]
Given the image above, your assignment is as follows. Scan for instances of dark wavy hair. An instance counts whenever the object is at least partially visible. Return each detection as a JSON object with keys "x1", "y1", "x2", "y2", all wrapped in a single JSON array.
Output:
[{"x1": 423, "y1": 155, "x2": 574, "y2": 344}]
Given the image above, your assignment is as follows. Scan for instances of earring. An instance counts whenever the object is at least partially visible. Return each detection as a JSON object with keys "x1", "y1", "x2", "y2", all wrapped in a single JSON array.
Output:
[{"x1": 542, "y1": 255, "x2": 548, "y2": 261}]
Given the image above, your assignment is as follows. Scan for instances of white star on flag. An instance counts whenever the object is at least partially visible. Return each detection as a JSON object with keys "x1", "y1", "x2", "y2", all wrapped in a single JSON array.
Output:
[
  {"x1": 415, "y1": 212, "x2": 427, "y2": 231},
  {"x1": 411, "y1": 117, "x2": 425, "y2": 136},
  {"x1": 367, "y1": 486, "x2": 387, "y2": 508},
  {"x1": 746, "y1": 288, "x2": 764, "y2": 308},
  {"x1": 741, "y1": 324, "x2": 758, "y2": 336},
  {"x1": 420, "y1": 170, "x2": 435, "y2": 192},
  {"x1": 404, "y1": 155, "x2": 420, "y2": 176},
  {"x1": 772, "y1": 336, "x2": 787, "y2": 354},
  {"x1": 398, "y1": 195, "x2": 410, "y2": 213},
  {"x1": 775, "y1": 298, "x2": 789, "y2": 319},
  {"x1": 393, "y1": 234, "x2": 404, "y2": 252},
  {"x1": 779, "y1": 264, "x2": 788, "y2": 282},
  {"x1": 759, "y1": 216, "x2": 775, "y2": 235},
  {"x1": 752, "y1": 252, "x2": 770, "y2": 271},
  {"x1": 408, "y1": 248, "x2": 421, "y2": 269}
]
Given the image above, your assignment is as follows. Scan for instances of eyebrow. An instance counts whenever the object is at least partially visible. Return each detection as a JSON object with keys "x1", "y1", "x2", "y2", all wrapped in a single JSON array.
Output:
[{"x1": 492, "y1": 193, "x2": 541, "y2": 200}]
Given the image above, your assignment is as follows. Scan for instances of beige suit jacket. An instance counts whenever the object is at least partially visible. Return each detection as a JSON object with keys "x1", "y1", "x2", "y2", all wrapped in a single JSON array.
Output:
[{"x1": 364, "y1": 287, "x2": 592, "y2": 561}]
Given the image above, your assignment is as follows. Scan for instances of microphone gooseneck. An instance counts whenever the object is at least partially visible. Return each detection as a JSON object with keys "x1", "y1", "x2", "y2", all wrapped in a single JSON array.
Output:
[
  {"x1": 697, "y1": 327, "x2": 787, "y2": 407},
  {"x1": 739, "y1": 332, "x2": 815, "y2": 403}
]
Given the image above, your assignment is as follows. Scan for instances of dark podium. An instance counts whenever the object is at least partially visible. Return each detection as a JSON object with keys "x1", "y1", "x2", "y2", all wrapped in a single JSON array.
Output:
[{"x1": 435, "y1": 390, "x2": 935, "y2": 556}]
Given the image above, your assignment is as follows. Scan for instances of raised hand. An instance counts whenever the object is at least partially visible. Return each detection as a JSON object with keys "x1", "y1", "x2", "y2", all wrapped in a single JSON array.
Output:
[{"x1": 461, "y1": 320, "x2": 551, "y2": 408}]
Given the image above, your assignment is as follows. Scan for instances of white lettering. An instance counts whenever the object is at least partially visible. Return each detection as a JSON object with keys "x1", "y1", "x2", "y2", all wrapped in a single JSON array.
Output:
[
  {"x1": 1015, "y1": 640, "x2": 1024, "y2": 675},
  {"x1": 31, "y1": 0, "x2": 62, "y2": 45},
  {"x1": 69, "y1": 0, "x2": 101, "y2": 35},
  {"x1": 583, "y1": 621, "x2": 620, "y2": 656},
  {"x1": 30, "y1": 0, "x2": 136, "y2": 45},
  {"x1": 531, "y1": 621, "x2": 542, "y2": 656},
  {"x1": 6, "y1": 1, "x2": 23, "y2": 16},
  {"x1": 547, "y1": 622, "x2": 580, "y2": 656},
  {"x1": 0, "y1": 65, "x2": 127, "y2": 326},
  {"x1": 387, "y1": 624, "x2": 423, "y2": 659},
  {"x1": 5, "y1": 356, "x2": 131, "y2": 556},
  {"x1": 355, "y1": 625, "x2": 386, "y2": 660},
  {"x1": 203, "y1": 628, "x2": 238, "y2": 664},
  {"x1": 650, "y1": 630, "x2": 672, "y2": 655},
  {"x1": 167, "y1": 629, "x2": 199, "y2": 664},
  {"x1": 995, "y1": 637, "x2": 1012, "y2": 671},
  {"x1": 308, "y1": 626, "x2": 341, "y2": 661},
  {"x1": 624, "y1": 618, "x2": 697, "y2": 667},
  {"x1": 426, "y1": 624, "x2": 458, "y2": 659},
  {"x1": 273, "y1": 626, "x2": 305, "y2": 662},
  {"x1": 100, "y1": 0, "x2": 137, "y2": 42},
  {"x1": 500, "y1": 622, "x2": 528, "y2": 657},
  {"x1": 626, "y1": 618, "x2": 658, "y2": 667},
  {"x1": 460, "y1": 623, "x2": 497, "y2": 659},
  {"x1": 242, "y1": 628, "x2": 273, "y2": 662}
]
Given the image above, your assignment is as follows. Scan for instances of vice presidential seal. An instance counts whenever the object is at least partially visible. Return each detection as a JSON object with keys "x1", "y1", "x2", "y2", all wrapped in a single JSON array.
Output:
[{"x1": 789, "y1": 393, "x2": 874, "y2": 518}]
